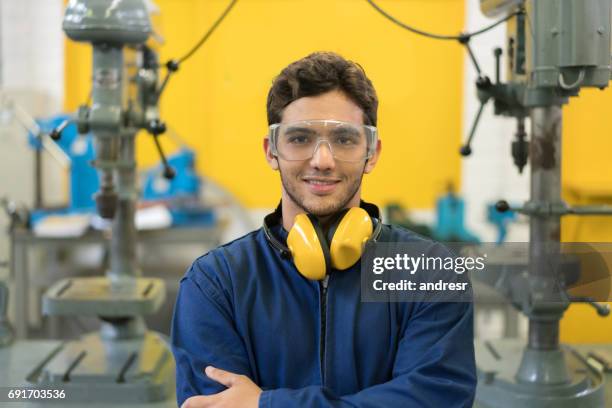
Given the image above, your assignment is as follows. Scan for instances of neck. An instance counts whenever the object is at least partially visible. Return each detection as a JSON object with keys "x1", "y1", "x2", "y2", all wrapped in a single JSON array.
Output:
[{"x1": 280, "y1": 189, "x2": 362, "y2": 231}]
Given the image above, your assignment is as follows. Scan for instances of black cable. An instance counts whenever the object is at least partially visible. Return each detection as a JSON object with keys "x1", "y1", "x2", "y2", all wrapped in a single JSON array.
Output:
[
  {"x1": 365, "y1": 0, "x2": 521, "y2": 42},
  {"x1": 155, "y1": 0, "x2": 238, "y2": 103},
  {"x1": 174, "y1": 0, "x2": 239, "y2": 65}
]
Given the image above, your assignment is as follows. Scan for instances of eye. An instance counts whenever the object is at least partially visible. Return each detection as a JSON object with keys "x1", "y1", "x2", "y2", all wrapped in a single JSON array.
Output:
[
  {"x1": 287, "y1": 133, "x2": 312, "y2": 144},
  {"x1": 336, "y1": 136, "x2": 355, "y2": 145},
  {"x1": 332, "y1": 132, "x2": 360, "y2": 146}
]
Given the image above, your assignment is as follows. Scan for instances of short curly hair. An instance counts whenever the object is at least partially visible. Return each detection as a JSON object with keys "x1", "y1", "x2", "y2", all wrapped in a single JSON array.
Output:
[{"x1": 267, "y1": 52, "x2": 378, "y2": 126}]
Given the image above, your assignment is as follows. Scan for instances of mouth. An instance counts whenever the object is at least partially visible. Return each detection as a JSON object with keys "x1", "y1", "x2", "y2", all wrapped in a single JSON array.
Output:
[{"x1": 303, "y1": 177, "x2": 341, "y2": 194}]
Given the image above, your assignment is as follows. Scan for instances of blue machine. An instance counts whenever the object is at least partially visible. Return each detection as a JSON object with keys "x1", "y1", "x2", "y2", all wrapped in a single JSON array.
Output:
[
  {"x1": 30, "y1": 115, "x2": 98, "y2": 211},
  {"x1": 433, "y1": 190, "x2": 480, "y2": 243},
  {"x1": 142, "y1": 148, "x2": 200, "y2": 201},
  {"x1": 487, "y1": 202, "x2": 517, "y2": 245},
  {"x1": 29, "y1": 115, "x2": 215, "y2": 228},
  {"x1": 141, "y1": 148, "x2": 215, "y2": 227}
]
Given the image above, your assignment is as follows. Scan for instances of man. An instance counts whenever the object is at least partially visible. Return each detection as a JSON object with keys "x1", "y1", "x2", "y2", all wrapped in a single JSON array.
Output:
[{"x1": 171, "y1": 52, "x2": 476, "y2": 408}]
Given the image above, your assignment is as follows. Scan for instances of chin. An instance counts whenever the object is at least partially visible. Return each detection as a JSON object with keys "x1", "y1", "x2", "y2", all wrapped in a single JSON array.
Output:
[
  {"x1": 280, "y1": 171, "x2": 362, "y2": 216},
  {"x1": 301, "y1": 195, "x2": 346, "y2": 216}
]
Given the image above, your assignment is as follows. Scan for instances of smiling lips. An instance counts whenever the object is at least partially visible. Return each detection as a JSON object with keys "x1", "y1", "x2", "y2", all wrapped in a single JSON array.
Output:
[{"x1": 303, "y1": 177, "x2": 341, "y2": 194}]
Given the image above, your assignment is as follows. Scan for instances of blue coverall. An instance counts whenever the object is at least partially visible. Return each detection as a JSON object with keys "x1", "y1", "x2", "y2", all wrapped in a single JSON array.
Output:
[{"x1": 171, "y1": 222, "x2": 477, "y2": 407}]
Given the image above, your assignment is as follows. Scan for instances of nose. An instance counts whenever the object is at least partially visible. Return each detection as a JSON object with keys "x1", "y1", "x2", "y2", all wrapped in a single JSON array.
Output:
[{"x1": 309, "y1": 140, "x2": 335, "y2": 170}]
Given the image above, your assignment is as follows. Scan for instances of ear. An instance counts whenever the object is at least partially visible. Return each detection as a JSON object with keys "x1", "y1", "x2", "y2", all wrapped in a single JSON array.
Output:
[
  {"x1": 364, "y1": 139, "x2": 382, "y2": 174},
  {"x1": 263, "y1": 137, "x2": 279, "y2": 170}
]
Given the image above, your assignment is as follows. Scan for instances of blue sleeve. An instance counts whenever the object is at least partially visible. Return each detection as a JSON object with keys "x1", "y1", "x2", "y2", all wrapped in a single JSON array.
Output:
[
  {"x1": 259, "y1": 300, "x2": 476, "y2": 408},
  {"x1": 171, "y1": 260, "x2": 253, "y2": 407}
]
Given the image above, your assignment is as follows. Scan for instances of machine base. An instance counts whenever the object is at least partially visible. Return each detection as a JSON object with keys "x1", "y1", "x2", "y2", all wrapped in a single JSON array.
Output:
[
  {"x1": 26, "y1": 330, "x2": 174, "y2": 403},
  {"x1": 43, "y1": 277, "x2": 166, "y2": 317},
  {"x1": 475, "y1": 339, "x2": 605, "y2": 408}
]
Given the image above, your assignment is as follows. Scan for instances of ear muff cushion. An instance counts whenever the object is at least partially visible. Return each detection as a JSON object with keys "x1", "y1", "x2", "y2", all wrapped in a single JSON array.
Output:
[
  {"x1": 329, "y1": 207, "x2": 373, "y2": 270},
  {"x1": 287, "y1": 214, "x2": 329, "y2": 280}
]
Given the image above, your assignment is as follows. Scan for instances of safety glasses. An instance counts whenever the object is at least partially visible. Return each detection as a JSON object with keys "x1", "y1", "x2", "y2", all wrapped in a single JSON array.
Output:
[{"x1": 269, "y1": 120, "x2": 378, "y2": 162}]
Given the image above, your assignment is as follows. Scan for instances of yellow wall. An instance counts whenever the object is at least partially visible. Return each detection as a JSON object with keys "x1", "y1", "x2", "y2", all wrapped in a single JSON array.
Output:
[
  {"x1": 560, "y1": 89, "x2": 612, "y2": 344},
  {"x1": 63, "y1": 0, "x2": 612, "y2": 343},
  {"x1": 64, "y1": 0, "x2": 466, "y2": 210}
]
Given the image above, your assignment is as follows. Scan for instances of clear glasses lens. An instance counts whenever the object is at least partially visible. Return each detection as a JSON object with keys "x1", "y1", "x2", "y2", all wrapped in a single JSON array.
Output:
[{"x1": 270, "y1": 120, "x2": 376, "y2": 162}]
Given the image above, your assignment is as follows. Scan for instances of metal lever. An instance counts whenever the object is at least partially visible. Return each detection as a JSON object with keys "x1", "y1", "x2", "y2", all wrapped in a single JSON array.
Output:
[
  {"x1": 148, "y1": 119, "x2": 176, "y2": 180},
  {"x1": 153, "y1": 60, "x2": 180, "y2": 105},
  {"x1": 460, "y1": 97, "x2": 487, "y2": 156},
  {"x1": 49, "y1": 119, "x2": 71, "y2": 141},
  {"x1": 460, "y1": 76, "x2": 493, "y2": 156},
  {"x1": 459, "y1": 48, "x2": 506, "y2": 157},
  {"x1": 495, "y1": 199, "x2": 612, "y2": 216},
  {"x1": 570, "y1": 296, "x2": 611, "y2": 317},
  {"x1": 494, "y1": 47, "x2": 502, "y2": 84},
  {"x1": 495, "y1": 200, "x2": 511, "y2": 213}
]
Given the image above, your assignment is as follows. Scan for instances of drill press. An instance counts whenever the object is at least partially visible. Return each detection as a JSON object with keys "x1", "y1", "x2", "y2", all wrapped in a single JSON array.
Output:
[
  {"x1": 465, "y1": 1, "x2": 612, "y2": 407},
  {"x1": 26, "y1": 0, "x2": 176, "y2": 401}
]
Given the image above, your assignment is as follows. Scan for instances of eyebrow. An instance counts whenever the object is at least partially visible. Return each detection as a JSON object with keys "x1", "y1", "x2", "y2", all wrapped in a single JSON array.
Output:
[
  {"x1": 329, "y1": 127, "x2": 361, "y2": 137},
  {"x1": 284, "y1": 126, "x2": 318, "y2": 135}
]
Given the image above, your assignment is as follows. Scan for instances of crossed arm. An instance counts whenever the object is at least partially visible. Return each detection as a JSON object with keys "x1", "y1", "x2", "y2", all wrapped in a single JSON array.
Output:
[
  {"x1": 181, "y1": 366, "x2": 261, "y2": 408},
  {"x1": 171, "y1": 267, "x2": 476, "y2": 408}
]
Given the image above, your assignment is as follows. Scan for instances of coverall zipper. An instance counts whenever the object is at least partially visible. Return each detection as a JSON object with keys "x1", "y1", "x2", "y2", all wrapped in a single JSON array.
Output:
[{"x1": 319, "y1": 275, "x2": 329, "y2": 384}]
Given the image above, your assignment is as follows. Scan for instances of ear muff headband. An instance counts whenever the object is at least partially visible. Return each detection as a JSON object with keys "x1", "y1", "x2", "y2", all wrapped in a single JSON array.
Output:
[{"x1": 263, "y1": 208, "x2": 291, "y2": 258}]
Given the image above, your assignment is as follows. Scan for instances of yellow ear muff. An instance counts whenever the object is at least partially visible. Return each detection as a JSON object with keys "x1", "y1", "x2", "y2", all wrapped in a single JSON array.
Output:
[
  {"x1": 328, "y1": 207, "x2": 373, "y2": 270},
  {"x1": 287, "y1": 214, "x2": 329, "y2": 280}
]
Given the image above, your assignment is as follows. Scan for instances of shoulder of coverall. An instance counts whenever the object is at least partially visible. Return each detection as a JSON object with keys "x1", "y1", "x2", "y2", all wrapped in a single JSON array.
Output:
[{"x1": 181, "y1": 228, "x2": 266, "y2": 305}]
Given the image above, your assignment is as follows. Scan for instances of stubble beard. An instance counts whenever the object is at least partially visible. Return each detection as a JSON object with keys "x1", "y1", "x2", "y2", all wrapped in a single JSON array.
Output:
[{"x1": 279, "y1": 167, "x2": 365, "y2": 217}]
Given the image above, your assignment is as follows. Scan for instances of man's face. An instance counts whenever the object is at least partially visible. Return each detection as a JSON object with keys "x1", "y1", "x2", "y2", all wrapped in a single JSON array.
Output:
[{"x1": 265, "y1": 90, "x2": 381, "y2": 217}]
